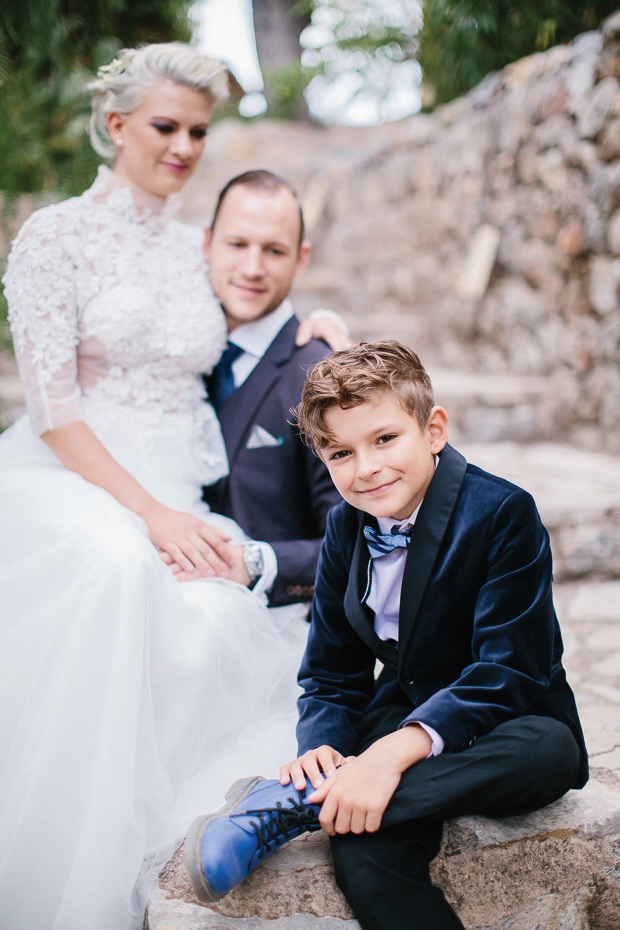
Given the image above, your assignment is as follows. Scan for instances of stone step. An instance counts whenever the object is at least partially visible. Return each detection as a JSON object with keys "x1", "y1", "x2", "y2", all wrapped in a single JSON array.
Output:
[
  {"x1": 149, "y1": 782, "x2": 620, "y2": 930},
  {"x1": 0, "y1": 364, "x2": 562, "y2": 445},
  {"x1": 458, "y1": 441, "x2": 620, "y2": 581},
  {"x1": 147, "y1": 836, "x2": 359, "y2": 929},
  {"x1": 147, "y1": 577, "x2": 620, "y2": 929},
  {"x1": 146, "y1": 892, "x2": 357, "y2": 929},
  {"x1": 0, "y1": 362, "x2": 552, "y2": 443},
  {"x1": 429, "y1": 367, "x2": 552, "y2": 445},
  {"x1": 0, "y1": 361, "x2": 573, "y2": 448}
]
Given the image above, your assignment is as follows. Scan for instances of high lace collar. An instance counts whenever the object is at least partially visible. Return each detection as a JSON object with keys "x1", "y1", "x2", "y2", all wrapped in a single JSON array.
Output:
[{"x1": 89, "y1": 165, "x2": 183, "y2": 224}]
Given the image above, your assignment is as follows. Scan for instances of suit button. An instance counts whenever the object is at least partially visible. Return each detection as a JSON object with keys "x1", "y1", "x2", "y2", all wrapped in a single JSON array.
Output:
[{"x1": 407, "y1": 678, "x2": 415, "y2": 686}]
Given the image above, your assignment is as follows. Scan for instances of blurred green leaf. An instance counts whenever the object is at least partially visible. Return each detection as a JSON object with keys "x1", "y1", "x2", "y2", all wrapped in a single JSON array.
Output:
[
  {"x1": 0, "y1": 0, "x2": 194, "y2": 340},
  {"x1": 417, "y1": 0, "x2": 620, "y2": 106}
]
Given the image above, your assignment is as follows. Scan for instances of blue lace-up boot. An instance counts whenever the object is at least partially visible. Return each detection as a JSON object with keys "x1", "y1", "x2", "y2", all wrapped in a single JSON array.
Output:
[{"x1": 184, "y1": 775, "x2": 322, "y2": 903}]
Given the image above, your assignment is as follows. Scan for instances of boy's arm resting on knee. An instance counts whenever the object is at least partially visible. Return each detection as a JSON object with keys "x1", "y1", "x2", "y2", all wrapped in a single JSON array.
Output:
[{"x1": 308, "y1": 726, "x2": 432, "y2": 836}]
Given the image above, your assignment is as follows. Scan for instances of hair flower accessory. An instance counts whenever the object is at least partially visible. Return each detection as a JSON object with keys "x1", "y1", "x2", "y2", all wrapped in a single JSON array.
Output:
[{"x1": 97, "y1": 57, "x2": 125, "y2": 78}]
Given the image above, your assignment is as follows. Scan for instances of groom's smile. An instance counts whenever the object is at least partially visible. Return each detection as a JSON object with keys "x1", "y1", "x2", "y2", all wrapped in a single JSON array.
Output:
[{"x1": 204, "y1": 184, "x2": 311, "y2": 331}]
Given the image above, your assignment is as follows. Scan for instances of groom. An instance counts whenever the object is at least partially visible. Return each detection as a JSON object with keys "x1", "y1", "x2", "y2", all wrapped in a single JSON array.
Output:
[{"x1": 202, "y1": 171, "x2": 342, "y2": 607}]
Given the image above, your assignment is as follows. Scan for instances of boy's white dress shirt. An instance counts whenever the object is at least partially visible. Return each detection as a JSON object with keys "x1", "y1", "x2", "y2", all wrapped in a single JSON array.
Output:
[{"x1": 366, "y1": 461, "x2": 444, "y2": 756}]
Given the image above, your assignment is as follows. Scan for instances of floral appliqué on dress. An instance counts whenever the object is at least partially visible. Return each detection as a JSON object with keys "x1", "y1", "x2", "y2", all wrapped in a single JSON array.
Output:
[{"x1": 3, "y1": 166, "x2": 228, "y2": 474}]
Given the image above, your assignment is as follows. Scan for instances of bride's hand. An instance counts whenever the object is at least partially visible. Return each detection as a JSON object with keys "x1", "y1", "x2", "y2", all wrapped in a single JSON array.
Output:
[
  {"x1": 162, "y1": 545, "x2": 253, "y2": 586},
  {"x1": 141, "y1": 502, "x2": 235, "y2": 578}
]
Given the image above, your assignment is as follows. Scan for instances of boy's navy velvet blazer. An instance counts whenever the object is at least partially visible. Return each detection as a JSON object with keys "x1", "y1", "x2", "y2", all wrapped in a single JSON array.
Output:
[{"x1": 297, "y1": 442, "x2": 588, "y2": 789}]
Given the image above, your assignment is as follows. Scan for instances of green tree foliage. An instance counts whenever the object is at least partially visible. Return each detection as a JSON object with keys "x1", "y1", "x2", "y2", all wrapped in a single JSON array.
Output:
[
  {"x1": 418, "y1": 0, "x2": 619, "y2": 105},
  {"x1": 0, "y1": 0, "x2": 194, "y2": 350},
  {"x1": 300, "y1": 0, "x2": 421, "y2": 122},
  {"x1": 0, "y1": 0, "x2": 194, "y2": 199},
  {"x1": 300, "y1": 0, "x2": 619, "y2": 115}
]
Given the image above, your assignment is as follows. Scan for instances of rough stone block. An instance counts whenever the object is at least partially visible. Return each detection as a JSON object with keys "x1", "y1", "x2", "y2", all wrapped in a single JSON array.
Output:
[
  {"x1": 146, "y1": 886, "x2": 359, "y2": 930},
  {"x1": 148, "y1": 780, "x2": 620, "y2": 930},
  {"x1": 588, "y1": 255, "x2": 620, "y2": 315},
  {"x1": 577, "y1": 76, "x2": 620, "y2": 139}
]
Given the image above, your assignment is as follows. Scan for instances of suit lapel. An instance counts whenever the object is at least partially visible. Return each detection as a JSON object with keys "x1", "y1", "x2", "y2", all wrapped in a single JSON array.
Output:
[
  {"x1": 398, "y1": 444, "x2": 467, "y2": 663},
  {"x1": 344, "y1": 513, "x2": 400, "y2": 664},
  {"x1": 217, "y1": 318, "x2": 298, "y2": 468}
]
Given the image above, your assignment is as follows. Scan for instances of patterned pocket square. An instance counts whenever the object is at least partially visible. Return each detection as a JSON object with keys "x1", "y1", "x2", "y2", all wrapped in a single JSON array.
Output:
[{"x1": 246, "y1": 425, "x2": 284, "y2": 449}]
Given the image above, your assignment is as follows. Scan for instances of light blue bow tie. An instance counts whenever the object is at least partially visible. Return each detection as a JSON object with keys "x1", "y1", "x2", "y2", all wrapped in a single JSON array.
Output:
[{"x1": 364, "y1": 524, "x2": 412, "y2": 559}]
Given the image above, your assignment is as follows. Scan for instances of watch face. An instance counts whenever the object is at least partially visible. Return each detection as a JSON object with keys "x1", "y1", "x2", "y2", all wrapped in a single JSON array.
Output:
[{"x1": 243, "y1": 545, "x2": 264, "y2": 580}]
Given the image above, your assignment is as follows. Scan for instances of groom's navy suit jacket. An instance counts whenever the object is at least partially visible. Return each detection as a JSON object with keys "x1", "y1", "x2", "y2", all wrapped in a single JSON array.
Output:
[
  {"x1": 297, "y1": 443, "x2": 588, "y2": 788},
  {"x1": 203, "y1": 316, "x2": 340, "y2": 607}
]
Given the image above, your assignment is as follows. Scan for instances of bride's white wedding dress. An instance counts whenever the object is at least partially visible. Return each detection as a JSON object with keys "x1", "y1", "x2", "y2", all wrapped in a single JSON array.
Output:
[{"x1": 0, "y1": 168, "x2": 305, "y2": 930}]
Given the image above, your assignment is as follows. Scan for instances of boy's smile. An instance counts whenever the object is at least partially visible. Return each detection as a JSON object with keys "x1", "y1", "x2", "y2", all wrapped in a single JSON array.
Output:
[{"x1": 321, "y1": 393, "x2": 449, "y2": 521}]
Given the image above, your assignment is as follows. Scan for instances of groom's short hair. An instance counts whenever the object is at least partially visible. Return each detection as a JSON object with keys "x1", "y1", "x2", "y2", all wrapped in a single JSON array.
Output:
[{"x1": 211, "y1": 170, "x2": 305, "y2": 248}]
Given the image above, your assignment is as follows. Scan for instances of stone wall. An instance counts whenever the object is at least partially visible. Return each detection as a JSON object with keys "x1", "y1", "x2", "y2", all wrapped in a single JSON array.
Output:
[
  {"x1": 3, "y1": 15, "x2": 620, "y2": 449},
  {"x1": 181, "y1": 14, "x2": 620, "y2": 453},
  {"x1": 304, "y1": 16, "x2": 620, "y2": 453}
]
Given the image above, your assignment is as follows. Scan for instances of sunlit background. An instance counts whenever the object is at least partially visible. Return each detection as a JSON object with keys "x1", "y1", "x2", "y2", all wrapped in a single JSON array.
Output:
[{"x1": 192, "y1": 0, "x2": 423, "y2": 125}]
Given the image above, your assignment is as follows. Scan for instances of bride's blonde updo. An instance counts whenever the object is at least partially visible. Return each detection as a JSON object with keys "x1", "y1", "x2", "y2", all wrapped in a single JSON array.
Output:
[{"x1": 88, "y1": 42, "x2": 229, "y2": 159}]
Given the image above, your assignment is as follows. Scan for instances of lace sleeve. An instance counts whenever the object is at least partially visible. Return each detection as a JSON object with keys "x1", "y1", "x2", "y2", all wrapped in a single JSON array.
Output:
[{"x1": 3, "y1": 204, "x2": 82, "y2": 435}]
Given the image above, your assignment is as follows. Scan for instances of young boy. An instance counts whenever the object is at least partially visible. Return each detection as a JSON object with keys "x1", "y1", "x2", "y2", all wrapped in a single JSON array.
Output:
[{"x1": 185, "y1": 340, "x2": 588, "y2": 930}]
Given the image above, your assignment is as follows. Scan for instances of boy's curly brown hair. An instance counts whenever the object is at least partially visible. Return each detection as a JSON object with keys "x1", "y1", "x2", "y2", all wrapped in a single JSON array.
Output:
[{"x1": 294, "y1": 340, "x2": 435, "y2": 453}]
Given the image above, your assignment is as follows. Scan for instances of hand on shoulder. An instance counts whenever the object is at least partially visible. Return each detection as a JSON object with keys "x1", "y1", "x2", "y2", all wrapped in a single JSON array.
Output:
[{"x1": 295, "y1": 312, "x2": 352, "y2": 351}]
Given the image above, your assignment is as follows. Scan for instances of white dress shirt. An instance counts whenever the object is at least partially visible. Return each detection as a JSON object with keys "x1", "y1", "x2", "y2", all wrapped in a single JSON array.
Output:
[
  {"x1": 365, "y1": 459, "x2": 444, "y2": 756},
  {"x1": 227, "y1": 299, "x2": 294, "y2": 389}
]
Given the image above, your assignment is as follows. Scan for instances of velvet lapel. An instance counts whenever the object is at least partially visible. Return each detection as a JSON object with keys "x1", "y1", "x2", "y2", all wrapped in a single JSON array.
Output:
[
  {"x1": 344, "y1": 513, "x2": 399, "y2": 663},
  {"x1": 216, "y1": 317, "x2": 298, "y2": 468},
  {"x1": 398, "y1": 444, "x2": 467, "y2": 665}
]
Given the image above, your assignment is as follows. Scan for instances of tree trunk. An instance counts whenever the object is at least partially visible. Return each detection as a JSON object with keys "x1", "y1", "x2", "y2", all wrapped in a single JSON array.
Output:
[{"x1": 252, "y1": 0, "x2": 311, "y2": 119}]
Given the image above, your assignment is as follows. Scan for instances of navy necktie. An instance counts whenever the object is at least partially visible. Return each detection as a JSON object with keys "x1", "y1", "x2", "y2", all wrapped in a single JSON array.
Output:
[
  {"x1": 364, "y1": 524, "x2": 412, "y2": 559},
  {"x1": 213, "y1": 341, "x2": 244, "y2": 410}
]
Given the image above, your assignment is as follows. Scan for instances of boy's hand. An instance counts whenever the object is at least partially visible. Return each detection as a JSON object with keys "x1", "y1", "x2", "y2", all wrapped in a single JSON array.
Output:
[
  {"x1": 308, "y1": 725, "x2": 432, "y2": 835},
  {"x1": 279, "y1": 746, "x2": 349, "y2": 792}
]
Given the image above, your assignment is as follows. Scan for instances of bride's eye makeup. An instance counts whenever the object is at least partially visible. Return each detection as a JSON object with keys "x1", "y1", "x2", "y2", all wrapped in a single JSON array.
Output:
[
  {"x1": 152, "y1": 121, "x2": 175, "y2": 133},
  {"x1": 151, "y1": 122, "x2": 208, "y2": 139}
]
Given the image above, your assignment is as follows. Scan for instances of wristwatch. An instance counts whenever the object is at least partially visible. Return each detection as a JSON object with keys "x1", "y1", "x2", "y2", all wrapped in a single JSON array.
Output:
[{"x1": 242, "y1": 544, "x2": 264, "y2": 588}]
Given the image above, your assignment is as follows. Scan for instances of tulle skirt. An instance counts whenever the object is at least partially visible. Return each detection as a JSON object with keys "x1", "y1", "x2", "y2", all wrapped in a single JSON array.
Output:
[{"x1": 0, "y1": 413, "x2": 307, "y2": 930}]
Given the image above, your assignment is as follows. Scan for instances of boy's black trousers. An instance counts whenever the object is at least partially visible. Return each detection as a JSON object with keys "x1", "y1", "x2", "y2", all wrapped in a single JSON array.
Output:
[{"x1": 329, "y1": 712, "x2": 582, "y2": 930}]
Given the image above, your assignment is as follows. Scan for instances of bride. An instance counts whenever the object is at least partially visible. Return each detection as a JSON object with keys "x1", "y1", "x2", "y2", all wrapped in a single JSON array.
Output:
[{"x1": 0, "y1": 43, "x2": 327, "y2": 930}]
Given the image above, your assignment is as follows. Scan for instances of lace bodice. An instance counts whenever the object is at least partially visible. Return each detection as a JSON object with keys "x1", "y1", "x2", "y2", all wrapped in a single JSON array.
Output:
[{"x1": 3, "y1": 166, "x2": 227, "y2": 436}]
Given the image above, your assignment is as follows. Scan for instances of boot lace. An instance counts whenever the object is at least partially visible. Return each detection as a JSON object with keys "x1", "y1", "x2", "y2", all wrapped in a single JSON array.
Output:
[{"x1": 235, "y1": 794, "x2": 320, "y2": 860}]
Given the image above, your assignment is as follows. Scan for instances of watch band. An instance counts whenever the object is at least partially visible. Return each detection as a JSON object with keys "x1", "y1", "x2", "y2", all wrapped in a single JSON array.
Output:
[{"x1": 242, "y1": 544, "x2": 264, "y2": 586}]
